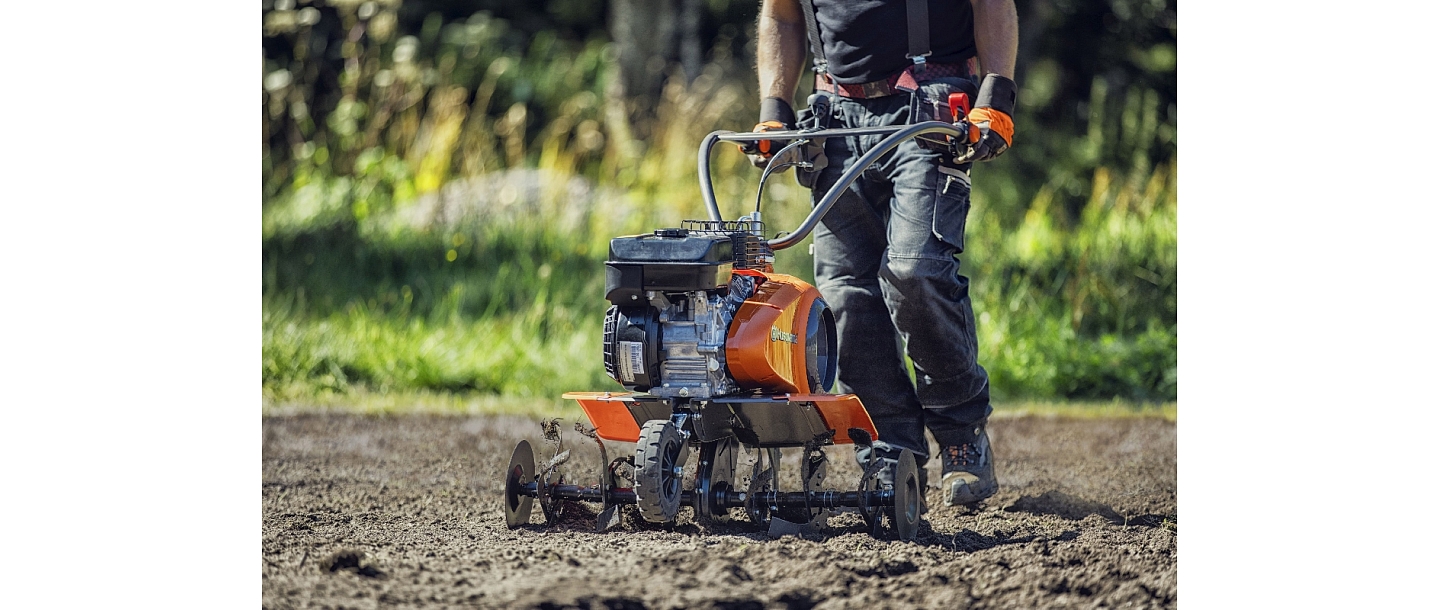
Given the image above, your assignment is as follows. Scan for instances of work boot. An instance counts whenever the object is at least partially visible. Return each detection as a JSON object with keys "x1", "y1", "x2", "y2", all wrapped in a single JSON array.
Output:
[{"x1": 940, "y1": 421, "x2": 997, "y2": 507}]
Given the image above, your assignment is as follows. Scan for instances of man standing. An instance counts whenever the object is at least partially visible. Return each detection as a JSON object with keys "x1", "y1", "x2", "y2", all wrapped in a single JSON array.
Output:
[{"x1": 749, "y1": 0, "x2": 1018, "y2": 507}]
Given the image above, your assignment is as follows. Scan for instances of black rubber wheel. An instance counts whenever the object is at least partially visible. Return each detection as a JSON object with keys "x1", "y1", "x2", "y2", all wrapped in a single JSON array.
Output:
[
  {"x1": 635, "y1": 420, "x2": 688, "y2": 523},
  {"x1": 504, "y1": 440, "x2": 535, "y2": 528},
  {"x1": 889, "y1": 449, "x2": 922, "y2": 541}
]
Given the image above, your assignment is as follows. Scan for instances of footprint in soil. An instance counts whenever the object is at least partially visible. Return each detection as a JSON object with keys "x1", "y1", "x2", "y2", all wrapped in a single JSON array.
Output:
[
  {"x1": 1004, "y1": 491, "x2": 1124, "y2": 523},
  {"x1": 1004, "y1": 490, "x2": 1175, "y2": 527},
  {"x1": 320, "y1": 550, "x2": 386, "y2": 579}
]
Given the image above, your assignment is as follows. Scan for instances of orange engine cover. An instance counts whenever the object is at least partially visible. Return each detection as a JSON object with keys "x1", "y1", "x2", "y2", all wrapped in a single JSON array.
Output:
[{"x1": 725, "y1": 273, "x2": 836, "y2": 394}]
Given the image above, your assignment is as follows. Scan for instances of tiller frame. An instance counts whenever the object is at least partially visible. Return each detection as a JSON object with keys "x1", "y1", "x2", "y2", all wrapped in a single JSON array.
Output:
[{"x1": 503, "y1": 119, "x2": 971, "y2": 540}]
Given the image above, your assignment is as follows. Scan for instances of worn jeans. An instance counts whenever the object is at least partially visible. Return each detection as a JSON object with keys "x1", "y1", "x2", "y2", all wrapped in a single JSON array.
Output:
[{"x1": 801, "y1": 77, "x2": 993, "y2": 475}]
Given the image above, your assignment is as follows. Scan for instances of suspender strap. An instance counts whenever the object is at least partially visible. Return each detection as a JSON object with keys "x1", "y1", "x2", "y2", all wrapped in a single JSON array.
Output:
[
  {"x1": 905, "y1": 0, "x2": 932, "y2": 68},
  {"x1": 799, "y1": 0, "x2": 829, "y2": 75},
  {"x1": 809, "y1": 0, "x2": 934, "y2": 82}
]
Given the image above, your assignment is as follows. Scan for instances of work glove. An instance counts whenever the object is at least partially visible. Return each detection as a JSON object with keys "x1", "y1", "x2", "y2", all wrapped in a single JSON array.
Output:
[
  {"x1": 739, "y1": 97, "x2": 797, "y2": 170},
  {"x1": 958, "y1": 74, "x2": 1018, "y2": 163}
]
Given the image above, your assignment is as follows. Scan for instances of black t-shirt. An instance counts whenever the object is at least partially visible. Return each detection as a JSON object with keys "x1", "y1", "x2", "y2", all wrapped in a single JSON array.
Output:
[{"x1": 811, "y1": 0, "x2": 976, "y2": 84}]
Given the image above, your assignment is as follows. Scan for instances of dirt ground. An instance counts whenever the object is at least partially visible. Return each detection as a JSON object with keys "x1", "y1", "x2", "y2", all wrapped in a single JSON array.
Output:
[{"x1": 262, "y1": 412, "x2": 1176, "y2": 609}]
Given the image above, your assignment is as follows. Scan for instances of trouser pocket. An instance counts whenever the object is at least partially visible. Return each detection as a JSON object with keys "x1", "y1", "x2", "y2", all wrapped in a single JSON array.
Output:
[{"x1": 933, "y1": 169, "x2": 972, "y2": 253}]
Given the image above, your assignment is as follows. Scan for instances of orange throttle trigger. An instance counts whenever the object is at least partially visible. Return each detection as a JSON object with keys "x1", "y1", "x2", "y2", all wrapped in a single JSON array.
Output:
[
  {"x1": 947, "y1": 93, "x2": 971, "y2": 122},
  {"x1": 947, "y1": 92, "x2": 981, "y2": 143}
]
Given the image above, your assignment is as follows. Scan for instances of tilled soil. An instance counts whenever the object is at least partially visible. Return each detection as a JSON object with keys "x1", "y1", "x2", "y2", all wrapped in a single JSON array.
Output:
[{"x1": 262, "y1": 413, "x2": 1176, "y2": 609}]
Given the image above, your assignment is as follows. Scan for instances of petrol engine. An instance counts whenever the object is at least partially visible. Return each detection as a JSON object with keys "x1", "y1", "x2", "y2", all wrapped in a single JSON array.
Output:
[{"x1": 601, "y1": 221, "x2": 837, "y2": 399}]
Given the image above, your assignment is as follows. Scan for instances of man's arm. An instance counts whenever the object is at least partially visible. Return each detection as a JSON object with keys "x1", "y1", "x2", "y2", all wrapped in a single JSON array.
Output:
[
  {"x1": 744, "y1": 0, "x2": 808, "y2": 167},
  {"x1": 757, "y1": 0, "x2": 808, "y2": 104},
  {"x1": 962, "y1": 0, "x2": 1019, "y2": 163},
  {"x1": 970, "y1": 0, "x2": 1018, "y2": 79}
]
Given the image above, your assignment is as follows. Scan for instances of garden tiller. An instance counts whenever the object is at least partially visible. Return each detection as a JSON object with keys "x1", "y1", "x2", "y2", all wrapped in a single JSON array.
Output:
[{"x1": 504, "y1": 93, "x2": 979, "y2": 541}]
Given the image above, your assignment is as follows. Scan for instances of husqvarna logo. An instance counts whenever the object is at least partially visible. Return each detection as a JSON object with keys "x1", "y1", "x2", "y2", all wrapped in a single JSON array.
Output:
[{"x1": 770, "y1": 326, "x2": 797, "y2": 344}]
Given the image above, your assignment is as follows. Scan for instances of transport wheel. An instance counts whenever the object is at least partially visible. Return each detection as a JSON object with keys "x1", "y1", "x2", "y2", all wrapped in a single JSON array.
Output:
[
  {"x1": 504, "y1": 440, "x2": 535, "y2": 528},
  {"x1": 635, "y1": 419, "x2": 688, "y2": 523},
  {"x1": 888, "y1": 449, "x2": 922, "y2": 541}
]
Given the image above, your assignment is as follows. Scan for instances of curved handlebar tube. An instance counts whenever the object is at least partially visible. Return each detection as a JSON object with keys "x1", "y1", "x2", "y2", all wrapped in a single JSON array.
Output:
[
  {"x1": 697, "y1": 121, "x2": 965, "y2": 251},
  {"x1": 697, "y1": 130, "x2": 735, "y2": 223}
]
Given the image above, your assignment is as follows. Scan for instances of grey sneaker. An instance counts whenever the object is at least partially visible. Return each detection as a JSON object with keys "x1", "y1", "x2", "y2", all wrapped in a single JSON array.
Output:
[{"x1": 940, "y1": 424, "x2": 997, "y2": 507}]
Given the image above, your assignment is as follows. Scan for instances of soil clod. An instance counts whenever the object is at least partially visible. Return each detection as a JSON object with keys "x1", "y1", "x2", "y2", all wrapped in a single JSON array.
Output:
[{"x1": 320, "y1": 550, "x2": 385, "y2": 579}]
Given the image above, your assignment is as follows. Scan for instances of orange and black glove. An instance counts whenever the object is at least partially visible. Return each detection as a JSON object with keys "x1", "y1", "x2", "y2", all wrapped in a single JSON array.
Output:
[
  {"x1": 959, "y1": 74, "x2": 1018, "y2": 163},
  {"x1": 739, "y1": 97, "x2": 797, "y2": 170}
]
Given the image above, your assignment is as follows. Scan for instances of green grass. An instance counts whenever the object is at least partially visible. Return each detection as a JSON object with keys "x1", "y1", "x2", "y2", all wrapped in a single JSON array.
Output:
[
  {"x1": 261, "y1": 388, "x2": 580, "y2": 419},
  {"x1": 262, "y1": 301, "x2": 609, "y2": 404},
  {"x1": 262, "y1": 155, "x2": 1175, "y2": 405},
  {"x1": 989, "y1": 400, "x2": 1176, "y2": 421}
]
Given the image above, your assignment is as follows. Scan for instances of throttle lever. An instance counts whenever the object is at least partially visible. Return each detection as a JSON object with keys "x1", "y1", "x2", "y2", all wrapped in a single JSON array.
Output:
[{"x1": 948, "y1": 92, "x2": 971, "y2": 122}]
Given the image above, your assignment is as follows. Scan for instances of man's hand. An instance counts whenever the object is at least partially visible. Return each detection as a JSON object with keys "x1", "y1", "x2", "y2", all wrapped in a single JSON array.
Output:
[
  {"x1": 959, "y1": 74, "x2": 1017, "y2": 163},
  {"x1": 741, "y1": 97, "x2": 797, "y2": 169}
]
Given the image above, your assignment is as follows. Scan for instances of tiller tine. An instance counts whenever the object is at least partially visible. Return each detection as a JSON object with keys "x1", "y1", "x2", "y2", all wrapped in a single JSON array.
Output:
[
  {"x1": 503, "y1": 421, "x2": 921, "y2": 541},
  {"x1": 596, "y1": 505, "x2": 623, "y2": 532},
  {"x1": 767, "y1": 514, "x2": 825, "y2": 538},
  {"x1": 577, "y1": 423, "x2": 624, "y2": 532}
]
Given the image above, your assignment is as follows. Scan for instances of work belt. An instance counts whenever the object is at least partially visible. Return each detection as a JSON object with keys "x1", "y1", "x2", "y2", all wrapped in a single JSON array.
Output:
[{"x1": 813, "y1": 59, "x2": 977, "y2": 99}]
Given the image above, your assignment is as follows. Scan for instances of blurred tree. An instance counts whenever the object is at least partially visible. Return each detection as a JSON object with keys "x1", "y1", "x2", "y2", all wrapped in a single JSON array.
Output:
[
  {"x1": 605, "y1": 0, "x2": 707, "y2": 135},
  {"x1": 263, "y1": 0, "x2": 1176, "y2": 217},
  {"x1": 1004, "y1": 0, "x2": 1177, "y2": 220},
  {"x1": 609, "y1": 0, "x2": 676, "y2": 134}
]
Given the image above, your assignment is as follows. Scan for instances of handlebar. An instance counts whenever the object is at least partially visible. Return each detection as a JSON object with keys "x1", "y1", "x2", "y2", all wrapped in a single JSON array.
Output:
[{"x1": 697, "y1": 121, "x2": 966, "y2": 250}]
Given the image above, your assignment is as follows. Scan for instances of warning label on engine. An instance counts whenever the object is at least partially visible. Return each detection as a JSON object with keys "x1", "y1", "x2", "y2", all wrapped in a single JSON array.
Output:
[{"x1": 617, "y1": 341, "x2": 644, "y2": 383}]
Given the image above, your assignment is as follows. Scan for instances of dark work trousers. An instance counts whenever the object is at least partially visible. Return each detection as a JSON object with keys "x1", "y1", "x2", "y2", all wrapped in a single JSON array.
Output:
[{"x1": 802, "y1": 76, "x2": 993, "y2": 481}]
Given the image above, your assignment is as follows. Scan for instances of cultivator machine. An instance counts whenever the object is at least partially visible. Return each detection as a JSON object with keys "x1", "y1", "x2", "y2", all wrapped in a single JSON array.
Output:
[{"x1": 503, "y1": 114, "x2": 976, "y2": 540}]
